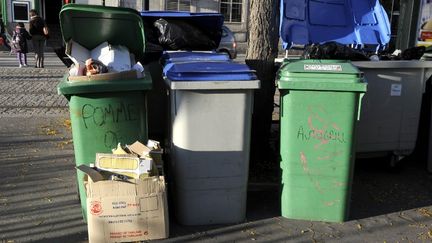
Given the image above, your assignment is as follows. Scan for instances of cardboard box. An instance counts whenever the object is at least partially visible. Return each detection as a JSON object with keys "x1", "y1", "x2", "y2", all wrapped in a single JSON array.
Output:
[
  {"x1": 66, "y1": 40, "x2": 90, "y2": 65},
  {"x1": 65, "y1": 39, "x2": 139, "y2": 82},
  {"x1": 86, "y1": 176, "x2": 169, "y2": 242},
  {"x1": 91, "y1": 42, "x2": 132, "y2": 73},
  {"x1": 95, "y1": 153, "x2": 157, "y2": 179}
]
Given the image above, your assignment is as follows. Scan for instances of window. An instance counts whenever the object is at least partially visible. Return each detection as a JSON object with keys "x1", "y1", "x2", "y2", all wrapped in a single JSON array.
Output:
[
  {"x1": 220, "y1": 0, "x2": 242, "y2": 23},
  {"x1": 12, "y1": 1, "x2": 30, "y2": 22},
  {"x1": 166, "y1": 0, "x2": 191, "y2": 11}
]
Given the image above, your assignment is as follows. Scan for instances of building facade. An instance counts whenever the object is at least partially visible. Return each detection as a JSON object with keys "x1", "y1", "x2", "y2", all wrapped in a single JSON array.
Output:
[
  {"x1": 0, "y1": 0, "x2": 420, "y2": 51},
  {"x1": 1, "y1": 0, "x2": 63, "y2": 29},
  {"x1": 0, "y1": 0, "x2": 249, "y2": 44}
]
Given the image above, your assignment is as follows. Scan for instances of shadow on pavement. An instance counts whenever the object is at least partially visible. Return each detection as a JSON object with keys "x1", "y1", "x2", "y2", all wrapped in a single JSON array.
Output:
[{"x1": 0, "y1": 116, "x2": 432, "y2": 242}]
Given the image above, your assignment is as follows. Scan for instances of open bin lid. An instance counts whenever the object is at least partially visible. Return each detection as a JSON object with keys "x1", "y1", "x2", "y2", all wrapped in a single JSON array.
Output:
[
  {"x1": 140, "y1": 11, "x2": 224, "y2": 51},
  {"x1": 280, "y1": 0, "x2": 391, "y2": 51},
  {"x1": 164, "y1": 62, "x2": 259, "y2": 90},
  {"x1": 161, "y1": 51, "x2": 231, "y2": 65},
  {"x1": 60, "y1": 4, "x2": 145, "y2": 61},
  {"x1": 278, "y1": 59, "x2": 366, "y2": 92},
  {"x1": 140, "y1": 11, "x2": 224, "y2": 34}
]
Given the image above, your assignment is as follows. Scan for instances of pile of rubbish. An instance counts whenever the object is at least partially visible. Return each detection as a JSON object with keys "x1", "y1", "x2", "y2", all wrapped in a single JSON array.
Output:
[
  {"x1": 66, "y1": 40, "x2": 145, "y2": 81},
  {"x1": 301, "y1": 42, "x2": 432, "y2": 61}
]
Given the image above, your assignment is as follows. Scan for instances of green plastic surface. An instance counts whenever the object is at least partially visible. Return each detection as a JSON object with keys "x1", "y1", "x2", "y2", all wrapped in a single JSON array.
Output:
[
  {"x1": 59, "y1": 4, "x2": 146, "y2": 60},
  {"x1": 58, "y1": 4, "x2": 151, "y2": 221},
  {"x1": 278, "y1": 59, "x2": 366, "y2": 92},
  {"x1": 57, "y1": 74, "x2": 152, "y2": 95},
  {"x1": 278, "y1": 59, "x2": 366, "y2": 222},
  {"x1": 70, "y1": 91, "x2": 148, "y2": 220}
]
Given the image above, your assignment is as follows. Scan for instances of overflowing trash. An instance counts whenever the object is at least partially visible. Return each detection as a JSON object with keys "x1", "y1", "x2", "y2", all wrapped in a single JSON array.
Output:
[
  {"x1": 153, "y1": 18, "x2": 218, "y2": 50},
  {"x1": 65, "y1": 40, "x2": 145, "y2": 81},
  {"x1": 76, "y1": 140, "x2": 168, "y2": 242},
  {"x1": 301, "y1": 42, "x2": 369, "y2": 61},
  {"x1": 301, "y1": 42, "x2": 432, "y2": 61}
]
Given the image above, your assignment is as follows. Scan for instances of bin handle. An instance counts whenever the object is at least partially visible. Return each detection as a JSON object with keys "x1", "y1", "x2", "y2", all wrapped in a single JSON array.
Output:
[
  {"x1": 357, "y1": 92, "x2": 365, "y2": 121},
  {"x1": 173, "y1": 91, "x2": 177, "y2": 116}
]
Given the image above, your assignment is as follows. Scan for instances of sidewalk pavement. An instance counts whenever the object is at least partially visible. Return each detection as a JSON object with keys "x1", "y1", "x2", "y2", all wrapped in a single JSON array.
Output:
[{"x1": 1, "y1": 52, "x2": 432, "y2": 242}]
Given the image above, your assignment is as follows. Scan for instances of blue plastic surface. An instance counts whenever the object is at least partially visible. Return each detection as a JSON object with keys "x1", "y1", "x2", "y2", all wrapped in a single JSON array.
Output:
[
  {"x1": 162, "y1": 51, "x2": 231, "y2": 64},
  {"x1": 280, "y1": 0, "x2": 391, "y2": 50},
  {"x1": 164, "y1": 62, "x2": 257, "y2": 81}
]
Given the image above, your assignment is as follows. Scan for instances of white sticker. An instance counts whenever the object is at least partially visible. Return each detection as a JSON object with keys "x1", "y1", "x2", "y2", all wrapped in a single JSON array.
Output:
[
  {"x1": 304, "y1": 64, "x2": 343, "y2": 71},
  {"x1": 390, "y1": 84, "x2": 402, "y2": 96}
]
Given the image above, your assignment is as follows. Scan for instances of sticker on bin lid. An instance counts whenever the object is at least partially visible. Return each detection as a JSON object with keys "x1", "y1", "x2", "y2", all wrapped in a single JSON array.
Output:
[{"x1": 304, "y1": 64, "x2": 343, "y2": 72}]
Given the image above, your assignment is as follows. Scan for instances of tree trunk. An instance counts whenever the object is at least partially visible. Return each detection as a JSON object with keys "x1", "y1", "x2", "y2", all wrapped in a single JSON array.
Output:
[{"x1": 246, "y1": 0, "x2": 280, "y2": 163}]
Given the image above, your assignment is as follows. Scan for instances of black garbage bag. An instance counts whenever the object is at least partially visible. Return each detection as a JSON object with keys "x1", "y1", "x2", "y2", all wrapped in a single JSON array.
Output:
[
  {"x1": 154, "y1": 18, "x2": 218, "y2": 50},
  {"x1": 302, "y1": 42, "x2": 369, "y2": 61},
  {"x1": 143, "y1": 20, "x2": 164, "y2": 53},
  {"x1": 401, "y1": 46, "x2": 426, "y2": 60}
]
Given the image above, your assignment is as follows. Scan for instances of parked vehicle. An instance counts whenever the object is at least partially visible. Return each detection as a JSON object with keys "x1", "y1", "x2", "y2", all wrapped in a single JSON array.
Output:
[{"x1": 217, "y1": 25, "x2": 237, "y2": 59}]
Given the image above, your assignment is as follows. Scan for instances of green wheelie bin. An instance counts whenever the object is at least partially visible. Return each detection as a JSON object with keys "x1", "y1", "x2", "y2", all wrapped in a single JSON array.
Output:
[
  {"x1": 278, "y1": 59, "x2": 366, "y2": 222},
  {"x1": 57, "y1": 4, "x2": 151, "y2": 221}
]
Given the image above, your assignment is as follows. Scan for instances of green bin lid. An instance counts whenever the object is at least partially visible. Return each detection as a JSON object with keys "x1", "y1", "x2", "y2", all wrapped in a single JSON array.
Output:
[
  {"x1": 278, "y1": 59, "x2": 366, "y2": 92},
  {"x1": 59, "y1": 4, "x2": 145, "y2": 61}
]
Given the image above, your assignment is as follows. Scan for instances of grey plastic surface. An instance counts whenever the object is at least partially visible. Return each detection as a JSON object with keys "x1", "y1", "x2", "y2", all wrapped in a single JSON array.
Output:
[
  {"x1": 168, "y1": 85, "x2": 257, "y2": 225},
  {"x1": 166, "y1": 79, "x2": 260, "y2": 90},
  {"x1": 352, "y1": 61, "x2": 432, "y2": 158}
]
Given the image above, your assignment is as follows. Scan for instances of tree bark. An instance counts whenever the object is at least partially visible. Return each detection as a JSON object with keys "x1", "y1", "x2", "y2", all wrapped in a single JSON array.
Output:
[{"x1": 246, "y1": 0, "x2": 280, "y2": 163}]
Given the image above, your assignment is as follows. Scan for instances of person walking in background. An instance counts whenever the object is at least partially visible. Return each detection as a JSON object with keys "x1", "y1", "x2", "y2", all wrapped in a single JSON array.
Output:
[
  {"x1": 0, "y1": 14, "x2": 12, "y2": 51},
  {"x1": 12, "y1": 23, "x2": 31, "y2": 68},
  {"x1": 29, "y1": 9, "x2": 47, "y2": 68}
]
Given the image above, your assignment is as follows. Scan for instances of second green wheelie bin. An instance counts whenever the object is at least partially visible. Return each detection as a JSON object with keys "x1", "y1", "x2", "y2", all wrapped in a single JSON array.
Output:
[
  {"x1": 278, "y1": 59, "x2": 366, "y2": 222},
  {"x1": 57, "y1": 4, "x2": 151, "y2": 221}
]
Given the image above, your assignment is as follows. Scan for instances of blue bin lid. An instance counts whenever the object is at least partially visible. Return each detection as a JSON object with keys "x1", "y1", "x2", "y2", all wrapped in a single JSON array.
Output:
[
  {"x1": 164, "y1": 62, "x2": 257, "y2": 81},
  {"x1": 280, "y1": 0, "x2": 391, "y2": 51},
  {"x1": 161, "y1": 51, "x2": 231, "y2": 64}
]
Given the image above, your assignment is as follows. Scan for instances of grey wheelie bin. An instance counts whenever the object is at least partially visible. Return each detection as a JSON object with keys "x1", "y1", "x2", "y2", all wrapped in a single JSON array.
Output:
[
  {"x1": 164, "y1": 61, "x2": 259, "y2": 225},
  {"x1": 140, "y1": 12, "x2": 225, "y2": 140},
  {"x1": 352, "y1": 61, "x2": 432, "y2": 164},
  {"x1": 57, "y1": 4, "x2": 150, "y2": 221}
]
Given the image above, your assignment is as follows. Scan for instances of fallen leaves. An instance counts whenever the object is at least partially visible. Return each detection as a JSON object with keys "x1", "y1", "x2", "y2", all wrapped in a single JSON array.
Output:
[
  {"x1": 63, "y1": 119, "x2": 71, "y2": 130},
  {"x1": 41, "y1": 126, "x2": 58, "y2": 136},
  {"x1": 417, "y1": 229, "x2": 432, "y2": 240},
  {"x1": 57, "y1": 139, "x2": 73, "y2": 149},
  {"x1": 418, "y1": 208, "x2": 432, "y2": 218}
]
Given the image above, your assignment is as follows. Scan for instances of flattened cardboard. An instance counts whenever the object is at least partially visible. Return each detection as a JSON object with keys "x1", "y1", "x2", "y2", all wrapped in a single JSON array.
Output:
[
  {"x1": 66, "y1": 39, "x2": 90, "y2": 65},
  {"x1": 86, "y1": 177, "x2": 169, "y2": 242},
  {"x1": 127, "y1": 141, "x2": 151, "y2": 157},
  {"x1": 76, "y1": 165, "x2": 104, "y2": 182}
]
